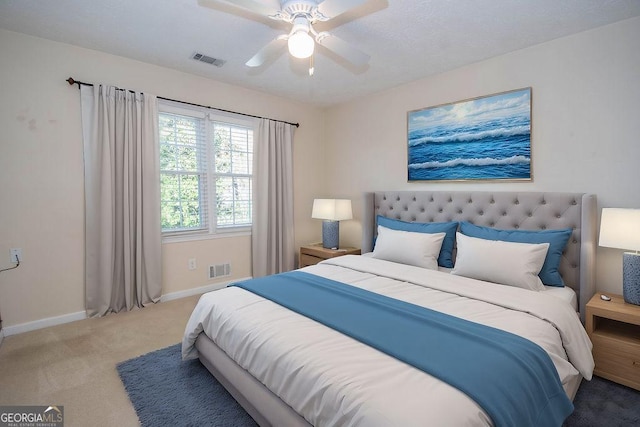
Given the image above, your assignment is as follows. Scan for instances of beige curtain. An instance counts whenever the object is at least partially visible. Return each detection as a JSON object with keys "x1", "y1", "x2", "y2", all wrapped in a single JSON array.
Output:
[
  {"x1": 80, "y1": 85, "x2": 162, "y2": 317},
  {"x1": 252, "y1": 119, "x2": 296, "y2": 277}
]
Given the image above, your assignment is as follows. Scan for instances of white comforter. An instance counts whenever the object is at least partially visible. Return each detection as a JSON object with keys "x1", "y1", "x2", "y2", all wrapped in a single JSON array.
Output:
[{"x1": 183, "y1": 255, "x2": 594, "y2": 427}]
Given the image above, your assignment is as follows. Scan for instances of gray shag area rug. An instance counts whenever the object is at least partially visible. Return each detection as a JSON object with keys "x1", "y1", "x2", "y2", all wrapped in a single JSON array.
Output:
[
  {"x1": 118, "y1": 343, "x2": 640, "y2": 426},
  {"x1": 117, "y1": 344, "x2": 257, "y2": 427}
]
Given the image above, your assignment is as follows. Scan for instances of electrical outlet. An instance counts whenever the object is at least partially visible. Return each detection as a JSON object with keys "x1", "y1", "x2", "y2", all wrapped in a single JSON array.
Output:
[
  {"x1": 188, "y1": 258, "x2": 197, "y2": 270},
  {"x1": 10, "y1": 248, "x2": 22, "y2": 264}
]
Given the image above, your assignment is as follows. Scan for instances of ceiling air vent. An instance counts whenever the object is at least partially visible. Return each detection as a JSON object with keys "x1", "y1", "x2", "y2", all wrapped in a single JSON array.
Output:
[{"x1": 192, "y1": 52, "x2": 226, "y2": 67}]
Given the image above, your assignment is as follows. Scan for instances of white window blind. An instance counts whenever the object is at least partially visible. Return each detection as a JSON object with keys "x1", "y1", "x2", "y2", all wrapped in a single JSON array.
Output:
[
  {"x1": 159, "y1": 102, "x2": 254, "y2": 237},
  {"x1": 159, "y1": 112, "x2": 208, "y2": 232},
  {"x1": 213, "y1": 122, "x2": 253, "y2": 228}
]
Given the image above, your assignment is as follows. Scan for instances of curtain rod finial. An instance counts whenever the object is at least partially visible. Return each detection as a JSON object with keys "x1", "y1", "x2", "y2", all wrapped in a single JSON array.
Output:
[{"x1": 67, "y1": 77, "x2": 76, "y2": 86}]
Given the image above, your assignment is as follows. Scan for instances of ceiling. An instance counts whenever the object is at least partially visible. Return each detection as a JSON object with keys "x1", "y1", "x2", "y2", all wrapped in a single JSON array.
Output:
[{"x1": 1, "y1": 0, "x2": 639, "y2": 107}]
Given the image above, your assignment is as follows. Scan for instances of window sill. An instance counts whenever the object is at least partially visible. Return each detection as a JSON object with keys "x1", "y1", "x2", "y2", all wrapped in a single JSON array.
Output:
[{"x1": 162, "y1": 229, "x2": 251, "y2": 244}]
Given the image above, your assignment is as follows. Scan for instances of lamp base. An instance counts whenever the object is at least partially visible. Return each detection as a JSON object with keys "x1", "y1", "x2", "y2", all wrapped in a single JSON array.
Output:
[
  {"x1": 322, "y1": 220, "x2": 339, "y2": 249},
  {"x1": 623, "y1": 252, "x2": 640, "y2": 305}
]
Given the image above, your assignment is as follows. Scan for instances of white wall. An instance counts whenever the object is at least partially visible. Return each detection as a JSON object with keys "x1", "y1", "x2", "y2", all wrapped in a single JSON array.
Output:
[
  {"x1": 0, "y1": 29, "x2": 325, "y2": 328},
  {"x1": 325, "y1": 17, "x2": 640, "y2": 295},
  {"x1": 2, "y1": 16, "x2": 639, "y2": 330}
]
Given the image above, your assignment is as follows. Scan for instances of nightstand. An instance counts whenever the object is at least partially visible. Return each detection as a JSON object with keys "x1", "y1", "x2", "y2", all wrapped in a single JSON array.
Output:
[
  {"x1": 586, "y1": 293, "x2": 640, "y2": 390},
  {"x1": 299, "y1": 244, "x2": 361, "y2": 268}
]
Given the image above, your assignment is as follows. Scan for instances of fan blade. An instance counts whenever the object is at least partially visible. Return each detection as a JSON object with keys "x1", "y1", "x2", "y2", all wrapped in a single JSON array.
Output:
[
  {"x1": 198, "y1": 0, "x2": 280, "y2": 17},
  {"x1": 246, "y1": 36, "x2": 287, "y2": 67},
  {"x1": 317, "y1": 34, "x2": 370, "y2": 67},
  {"x1": 317, "y1": 0, "x2": 369, "y2": 19}
]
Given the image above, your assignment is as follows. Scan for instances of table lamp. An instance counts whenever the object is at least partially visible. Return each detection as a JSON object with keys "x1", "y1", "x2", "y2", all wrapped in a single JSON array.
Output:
[
  {"x1": 599, "y1": 208, "x2": 640, "y2": 305},
  {"x1": 312, "y1": 199, "x2": 352, "y2": 249}
]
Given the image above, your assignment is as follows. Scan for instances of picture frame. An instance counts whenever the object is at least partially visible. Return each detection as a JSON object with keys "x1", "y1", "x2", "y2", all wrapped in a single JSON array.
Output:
[{"x1": 407, "y1": 87, "x2": 532, "y2": 182}]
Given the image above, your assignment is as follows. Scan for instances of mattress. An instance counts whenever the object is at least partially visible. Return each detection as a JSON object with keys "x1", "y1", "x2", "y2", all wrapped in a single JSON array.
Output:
[{"x1": 183, "y1": 255, "x2": 593, "y2": 426}]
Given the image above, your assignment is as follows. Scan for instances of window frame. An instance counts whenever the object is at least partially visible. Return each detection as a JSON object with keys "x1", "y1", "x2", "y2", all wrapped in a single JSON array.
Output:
[{"x1": 159, "y1": 101, "x2": 256, "y2": 243}]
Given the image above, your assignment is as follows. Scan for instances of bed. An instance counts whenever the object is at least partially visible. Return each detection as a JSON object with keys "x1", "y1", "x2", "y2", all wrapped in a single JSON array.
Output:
[{"x1": 182, "y1": 191, "x2": 597, "y2": 427}]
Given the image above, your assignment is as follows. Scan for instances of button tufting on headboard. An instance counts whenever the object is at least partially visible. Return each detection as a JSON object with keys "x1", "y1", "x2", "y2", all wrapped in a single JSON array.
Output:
[{"x1": 362, "y1": 191, "x2": 597, "y2": 323}]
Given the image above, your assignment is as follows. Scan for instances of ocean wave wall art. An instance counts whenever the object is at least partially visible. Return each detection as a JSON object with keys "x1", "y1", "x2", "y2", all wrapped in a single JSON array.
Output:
[{"x1": 407, "y1": 88, "x2": 532, "y2": 181}]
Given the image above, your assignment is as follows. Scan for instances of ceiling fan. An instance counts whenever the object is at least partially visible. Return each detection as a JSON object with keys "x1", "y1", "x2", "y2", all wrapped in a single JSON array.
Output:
[{"x1": 198, "y1": 0, "x2": 371, "y2": 72}]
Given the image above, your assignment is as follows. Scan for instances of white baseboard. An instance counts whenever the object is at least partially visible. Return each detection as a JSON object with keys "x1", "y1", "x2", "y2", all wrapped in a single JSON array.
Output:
[
  {"x1": 160, "y1": 276, "x2": 252, "y2": 302},
  {"x1": 3, "y1": 311, "x2": 87, "y2": 337},
  {"x1": 2, "y1": 277, "x2": 252, "y2": 337}
]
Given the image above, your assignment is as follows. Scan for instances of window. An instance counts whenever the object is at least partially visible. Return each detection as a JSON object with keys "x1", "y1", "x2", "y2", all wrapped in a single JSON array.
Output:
[
  {"x1": 159, "y1": 102, "x2": 254, "y2": 238},
  {"x1": 213, "y1": 122, "x2": 253, "y2": 228},
  {"x1": 159, "y1": 112, "x2": 207, "y2": 232}
]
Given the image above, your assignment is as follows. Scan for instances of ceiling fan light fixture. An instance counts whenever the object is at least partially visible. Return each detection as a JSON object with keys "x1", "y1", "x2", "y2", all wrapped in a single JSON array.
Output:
[
  {"x1": 288, "y1": 30, "x2": 314, "y2": 59},
  {"x1": 199, "y1": 0, "x2": 371, "y2": 69}
]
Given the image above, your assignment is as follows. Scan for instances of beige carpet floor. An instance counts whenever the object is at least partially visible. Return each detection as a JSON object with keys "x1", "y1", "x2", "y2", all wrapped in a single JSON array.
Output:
[{"x1": 0, "y1": 295, "x2": 200, "y2": 427}]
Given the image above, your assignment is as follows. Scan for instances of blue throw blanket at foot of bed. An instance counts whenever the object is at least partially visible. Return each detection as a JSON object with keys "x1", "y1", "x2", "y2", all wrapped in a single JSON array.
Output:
[{"x1": 231, "y1": 271, "x2": 573, "y2": 427}]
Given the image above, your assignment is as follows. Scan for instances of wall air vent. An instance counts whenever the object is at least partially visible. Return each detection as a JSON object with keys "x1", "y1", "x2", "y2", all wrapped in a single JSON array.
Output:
[
  {"x1": 192, "y1": 52, "x2": 226, "y2": 67},
  {"x1": 209, "y1": 263, "x2": 231, "y2": 279}
]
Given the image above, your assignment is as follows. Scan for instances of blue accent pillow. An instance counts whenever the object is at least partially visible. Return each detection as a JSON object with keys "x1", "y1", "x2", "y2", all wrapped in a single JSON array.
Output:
[
  {"x1": 376, "y1": 216, "x2": 458, "y2": 268},
  {"x1": 459, "y1": 222, "x2": 573, "y2": 287}
]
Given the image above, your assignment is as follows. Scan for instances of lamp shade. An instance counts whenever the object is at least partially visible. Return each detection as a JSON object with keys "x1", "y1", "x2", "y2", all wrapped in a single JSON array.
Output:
[
  {"x1": 312, "y1": 199, "x2": 353, "y2": 221},
  {"x1": 599, "y1": 208, "x2": 640, "y2": 251}
]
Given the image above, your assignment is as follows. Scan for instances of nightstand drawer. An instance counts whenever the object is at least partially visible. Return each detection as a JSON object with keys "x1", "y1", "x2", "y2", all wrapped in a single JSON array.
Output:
[{"x1": 592, "y1": 335, "x2": 640, "y2": 389}]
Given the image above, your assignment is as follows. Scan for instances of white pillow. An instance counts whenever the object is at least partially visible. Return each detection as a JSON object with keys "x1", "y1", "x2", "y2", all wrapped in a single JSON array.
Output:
[
  {"x1": 371, "y1": 225, "x2": 445, "y2": 270},
  {"x1": 451, "y1": 232, "x2": 549, "y2": 291}
]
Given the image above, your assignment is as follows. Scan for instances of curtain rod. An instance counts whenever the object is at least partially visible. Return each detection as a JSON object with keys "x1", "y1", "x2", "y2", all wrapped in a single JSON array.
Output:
[{"x1": 66, "y1": 77, "x2": 299, "y2": 128}]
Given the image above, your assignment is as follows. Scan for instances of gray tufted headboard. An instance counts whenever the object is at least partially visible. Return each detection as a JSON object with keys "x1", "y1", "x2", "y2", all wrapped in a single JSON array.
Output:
[{"x1": 362, "y1": 191, "x2": 597, "y2": 322}]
